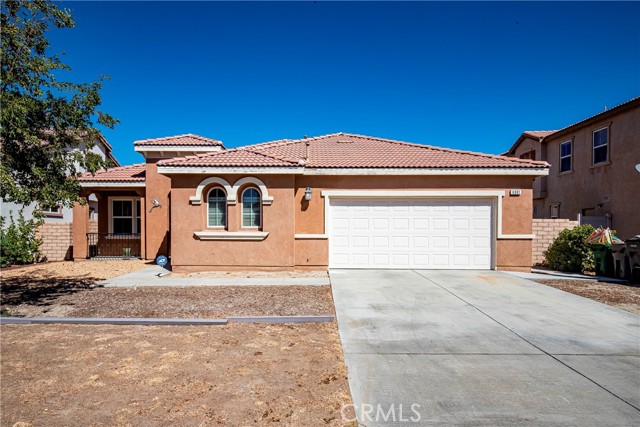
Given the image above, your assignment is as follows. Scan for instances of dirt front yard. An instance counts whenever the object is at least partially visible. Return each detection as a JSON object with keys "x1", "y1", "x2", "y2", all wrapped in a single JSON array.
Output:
[
  {"x1": 2, "y1": 285, "x2": 334, "y2": 318},
  {"x1": 535, "y1": 279, "x2": 640, "y2": 314},
  {"x1": 1, "y1": 259, "x2": 149, "y2": 281},
  {"x1": 1, "y1": 323, "x2": 353, "y2": 427},
  {"x1": 1, "y1": 261, "x2": 333, "y2": 318}
]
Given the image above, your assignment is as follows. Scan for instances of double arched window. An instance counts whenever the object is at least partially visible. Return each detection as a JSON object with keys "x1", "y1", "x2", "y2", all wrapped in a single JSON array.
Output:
[
  {"x1": 207, "y1": 188, "x2": 227, "y2": 227},
  {"x1": 242, "y1": 188, "x2": 261, "y2": 227}
]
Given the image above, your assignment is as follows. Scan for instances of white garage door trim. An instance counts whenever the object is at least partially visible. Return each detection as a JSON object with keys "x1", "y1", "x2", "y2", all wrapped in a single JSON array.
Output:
[{"x1": 321, "y1": 190, "x2": 532, "y2": 270}]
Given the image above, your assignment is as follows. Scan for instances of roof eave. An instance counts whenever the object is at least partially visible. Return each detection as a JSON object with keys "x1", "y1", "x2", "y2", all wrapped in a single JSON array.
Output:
[
  {"x1": 303, "y1": 167, "x2": 549, "y2": 176},
  {"x1": 79, "y1": 181, "x2": 146, "y2": 188},
  {"x1": 542, "y1": 97, "x2": 640, "y2": 142}
]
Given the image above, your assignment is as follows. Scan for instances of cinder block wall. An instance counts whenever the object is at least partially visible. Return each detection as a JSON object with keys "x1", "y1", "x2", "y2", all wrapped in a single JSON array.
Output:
[
  {"x1": 532, "y1": 219, "x2": 579, "y2": 266},
  {"x1": 37, "y1": 222, "x2": 73, "y2": 261},
  {"x1": 38, "y1": 220, "x2": 98, "y2": 261}
]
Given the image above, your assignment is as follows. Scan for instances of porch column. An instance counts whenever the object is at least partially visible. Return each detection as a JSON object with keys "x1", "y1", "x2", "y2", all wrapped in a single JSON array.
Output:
[
  {"x1": 138, "y1": 192, "x2": 147, "y2": 260},
  {"x1": 72, "y1": 201, "x2": 89, "y2": 259}
]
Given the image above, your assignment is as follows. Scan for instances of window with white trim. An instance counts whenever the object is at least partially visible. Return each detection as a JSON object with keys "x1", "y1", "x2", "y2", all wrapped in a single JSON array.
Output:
[
  {"x1": 242, "y1": 188, "x2": 261, "y2": 228},
  {"x1": 592, "y1": 127, "x2": 608, "y2": 165},
  {"x1": 559, "y1": 141, "x2": 572, "y2": 172},
  {"x1": 41, "y1": 204, "x2": 62, "y2": 216},
  {"x1": 111, "y1": 199, "x2": 140, "y2": 234},
  {"x1": 207, "y1": 188, "x2": 227, "y2": 227}
]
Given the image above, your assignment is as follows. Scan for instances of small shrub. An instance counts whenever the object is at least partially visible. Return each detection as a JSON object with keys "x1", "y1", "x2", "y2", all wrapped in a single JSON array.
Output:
[
  {"x1": 543, "y1": 224, "x2": 595, "y2": 273},
  {"x1": 0, "y1": 210, "x2": 43, "y2": 268}
]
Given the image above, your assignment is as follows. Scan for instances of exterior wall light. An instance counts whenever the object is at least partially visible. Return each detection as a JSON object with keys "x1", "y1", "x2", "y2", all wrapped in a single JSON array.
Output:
[{"x1": 304, "y1": 187, "x2": 312, "y2": 201}]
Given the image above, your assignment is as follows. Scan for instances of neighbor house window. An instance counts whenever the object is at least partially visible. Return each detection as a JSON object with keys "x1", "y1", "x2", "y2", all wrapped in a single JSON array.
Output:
[
  {"x1": 42, "y1": 204, "x2": 62, "y2": 217},
  {"x1": 111, "y1": 199, "x2": 140, "y2": 234},
  {"x1": 559, "y1": 141, "x2": 572, "y2": 172},
  {"x1": 242, "y1": 188, "x2": 261, "y2": 227},
  {"x1": 519, "y1": 150, "x2": 535, "y2": 160},
  {"x1": 207, "y1": 188, "x2": 227, "y2": 227},
  {"x1": 592, "y1": 127, "x2": 608, "y2": 164}
]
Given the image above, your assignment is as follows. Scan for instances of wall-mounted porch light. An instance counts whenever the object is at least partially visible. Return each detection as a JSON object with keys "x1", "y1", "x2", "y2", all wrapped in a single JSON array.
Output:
[{"x1": 304, "y1": 187, "x2": 312, "y2": 201}]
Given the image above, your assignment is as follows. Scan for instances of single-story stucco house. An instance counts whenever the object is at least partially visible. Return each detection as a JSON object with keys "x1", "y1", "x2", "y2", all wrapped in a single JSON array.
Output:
[{"x1": 73, "y1": 132, "x2": 549, "y2": 273}]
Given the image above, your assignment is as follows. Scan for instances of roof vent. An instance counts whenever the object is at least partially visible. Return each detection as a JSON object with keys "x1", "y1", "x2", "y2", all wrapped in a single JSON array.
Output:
[{"x1": 336, "y1": 140, "x2": 354, "y2": 144}]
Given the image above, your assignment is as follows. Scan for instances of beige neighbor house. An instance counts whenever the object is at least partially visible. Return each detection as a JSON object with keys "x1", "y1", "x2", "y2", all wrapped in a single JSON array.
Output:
[
  {"x1": 0, "y1": 133, "x2": 119, "y2": 261},
  {"x1": 73, "y1": 133, "x2": 549, "y2": 272},
  {"x1": 504, "y1": 96, "x2": 640, "y2": 240}
]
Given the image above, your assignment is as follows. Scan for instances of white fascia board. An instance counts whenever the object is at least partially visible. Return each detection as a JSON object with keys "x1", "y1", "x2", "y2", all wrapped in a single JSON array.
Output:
[
  {"x1": 157, "y1": 166, "x2": 304, "y2": 175},
  {"x1": 79, "y1": 181, "x2": 146, "y2": 188},
  {"x1": 305, "y1": 167, "x2": 549, "y2": 176},
  {"x1": 134, "y1": 145, "x2": 222, "y2": 152},
  {"x1": 321, "y1": 190, "x2": 506, "y2": 198}
]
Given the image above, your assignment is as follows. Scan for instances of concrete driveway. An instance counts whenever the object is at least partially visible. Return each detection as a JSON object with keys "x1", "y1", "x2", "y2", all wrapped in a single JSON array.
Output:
[{"x1": 330, "y1": 269, "x2": 640, "y2": 426}]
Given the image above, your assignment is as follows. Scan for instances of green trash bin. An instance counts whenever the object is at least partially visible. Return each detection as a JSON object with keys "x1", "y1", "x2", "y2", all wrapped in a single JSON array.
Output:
[{"x1": 591, "y1": 244, "x2": 614, "y2": 277}]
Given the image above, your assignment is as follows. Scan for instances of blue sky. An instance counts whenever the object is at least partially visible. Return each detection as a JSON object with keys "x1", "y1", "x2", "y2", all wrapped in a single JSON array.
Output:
[{"x1": 51, "y1": 1, "x2": 639, "y2": 166}]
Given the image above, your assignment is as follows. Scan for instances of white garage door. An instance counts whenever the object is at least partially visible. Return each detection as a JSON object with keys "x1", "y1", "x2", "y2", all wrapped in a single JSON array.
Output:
[{"x1": 329, "y1": 198, "x2": 493, "y2": 269}]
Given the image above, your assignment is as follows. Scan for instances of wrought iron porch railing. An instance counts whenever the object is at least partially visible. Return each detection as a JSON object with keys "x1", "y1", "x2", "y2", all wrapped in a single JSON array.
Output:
[{"x1": 87, "y1": 233, "x2": 141, "y2": 259}]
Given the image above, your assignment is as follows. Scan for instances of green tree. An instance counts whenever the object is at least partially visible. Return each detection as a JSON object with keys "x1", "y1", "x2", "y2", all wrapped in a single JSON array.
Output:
[{"x1": 0, "y1": 0, "x2": 117, "y2": 210}]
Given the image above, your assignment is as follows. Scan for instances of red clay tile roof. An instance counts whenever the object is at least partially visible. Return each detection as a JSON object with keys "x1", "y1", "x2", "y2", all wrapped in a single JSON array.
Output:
[
  {"x1": 133, "y1": 134, "x2": 224, "y2": 147},
  {"x1": 522, "y1": 130, "x2": 557, "y2": 139},
  {"x1": 77, "y1": 164, "x2": 146, "y2": 183},
  {"x1": 161, "y1": 148, "x2": 299, "y2": 168},
  {"x1": 159, "y1": 132, "x2": 548, "y2": 169}
]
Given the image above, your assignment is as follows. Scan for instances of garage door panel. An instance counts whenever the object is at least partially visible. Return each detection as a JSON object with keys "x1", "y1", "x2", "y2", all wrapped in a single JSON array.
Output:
[{"x1": 329, "y1": 198, "x2": 493, "y2": 269}]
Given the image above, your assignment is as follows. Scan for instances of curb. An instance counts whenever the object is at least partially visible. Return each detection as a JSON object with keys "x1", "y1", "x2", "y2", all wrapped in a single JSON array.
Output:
[
  {"x1": 228, "y1": 316, "x2": 334, "y2": 323},
  {"x1": 0, "y1": 316, "x2": 335, "y2": 325},
  {"x1": 0, "y1": 317, "x2": 227, "y2": 326}
]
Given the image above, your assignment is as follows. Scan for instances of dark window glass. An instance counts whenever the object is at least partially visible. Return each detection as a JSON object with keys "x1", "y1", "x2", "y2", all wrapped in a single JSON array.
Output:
[
  {"x1": 593, "y1": 128, "x2": 608, "y2": 164},
  {"x1": 242, "y1": 188, "x2": 261, "y2": 227},
  {"x1": 559, "y1": 141, "x2": 572, "y2": 172},
  {"x1": 113, "y1": 218, "x2": 133, "y2": 234},
  {"x1": 112, "y1": 200, "x2": 135, "y2": 234},
  {"x1": 208, "y1": 188, "x2": 227, "y2": 227},
  {"x1": 593, "y1": 146, "x2": 608, "y2": 164}
]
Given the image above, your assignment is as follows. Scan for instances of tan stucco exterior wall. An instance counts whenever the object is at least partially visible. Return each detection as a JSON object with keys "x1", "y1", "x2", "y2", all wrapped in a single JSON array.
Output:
[
  {"x1": 168, "y1": 174, "x2": 535, "y2": 272},
  {"x1": 145, "y1": 162, "x2": 171, "y2": 258},
  {"x1": 542, "y1": 107, "x2": 639, "y2": 239},
  {"x1": 170, "y1": 174, "x2": 296, "y2": 271},
  {"x1": 510, "y1": 136, "x2": 547, "y2": 216}
]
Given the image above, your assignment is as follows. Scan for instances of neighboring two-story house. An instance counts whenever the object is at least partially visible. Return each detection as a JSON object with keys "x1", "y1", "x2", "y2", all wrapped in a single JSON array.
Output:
[
  {"x1": 0, "y1": 132, "x2": 119, "y2": 260},
  {"x1": 504, "y1": 96, "x2": 639, "y2": 239}
]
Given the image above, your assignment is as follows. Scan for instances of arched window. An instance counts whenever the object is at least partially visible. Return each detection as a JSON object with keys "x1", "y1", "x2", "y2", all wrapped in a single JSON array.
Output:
[
  {"x1": 207, "y1": 188, "x2": 227, "y2": 227},
  {"x1": 242, "y1": 188, "x2": 261, "y2": 227}
]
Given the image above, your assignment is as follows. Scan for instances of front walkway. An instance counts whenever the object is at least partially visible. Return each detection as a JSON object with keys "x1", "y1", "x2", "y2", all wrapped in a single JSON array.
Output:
[{"x1": 330, "y1": 269, "x2": 640, "y2": 426}]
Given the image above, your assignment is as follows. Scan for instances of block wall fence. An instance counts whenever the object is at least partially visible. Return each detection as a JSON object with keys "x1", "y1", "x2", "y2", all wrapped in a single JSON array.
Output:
[
  {"x1": 37, "y1": 220, "x2": 97, "y2": 261},
  {"x1": 531, "y1": 219, "x2": 579, "y2": 266}
]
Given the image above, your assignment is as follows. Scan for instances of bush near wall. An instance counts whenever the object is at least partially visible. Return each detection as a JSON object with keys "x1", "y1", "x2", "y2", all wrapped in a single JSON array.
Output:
[
  {"x1": 543, "y1": 224, "x2": 595, "y2": 273},
  {"x1": 0, "y1": 211, "x2": 43, "y2": 267},
  {"x1": 532, "y1": 219, "x2": 580, "y2": 266}
]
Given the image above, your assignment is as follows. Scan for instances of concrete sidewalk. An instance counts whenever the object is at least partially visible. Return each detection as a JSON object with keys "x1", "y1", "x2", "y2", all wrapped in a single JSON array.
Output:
[
  {"x1": 505, "y1": 267, "x2": 628, "y2": 283},
  {"x1": 99, "y1": 266, "x2": 330, "y2": 287}
]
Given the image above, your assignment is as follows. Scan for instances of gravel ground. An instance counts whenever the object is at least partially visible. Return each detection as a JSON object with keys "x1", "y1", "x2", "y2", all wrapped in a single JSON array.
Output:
[
  {"x1": 1, "y1": 323, "x2": 354, "y2": 427},
  {"x1": 2, "y1": 285, "x2": 335, "y2": 318},
  {"x1": 1, "y1": 260, "x2": 150, "y2": 281},
  {"x1": 535, "y1": 279, "x2": 640, "y2": 314}
]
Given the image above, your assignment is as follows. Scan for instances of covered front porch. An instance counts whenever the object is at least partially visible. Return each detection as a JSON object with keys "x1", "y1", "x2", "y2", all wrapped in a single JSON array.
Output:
[
  {"x1": 73, "y1": 163, "x2": 149, "y2": 260},
  {"x1": 73, "y1": 188, "x2": 146, "y2": 259}
]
